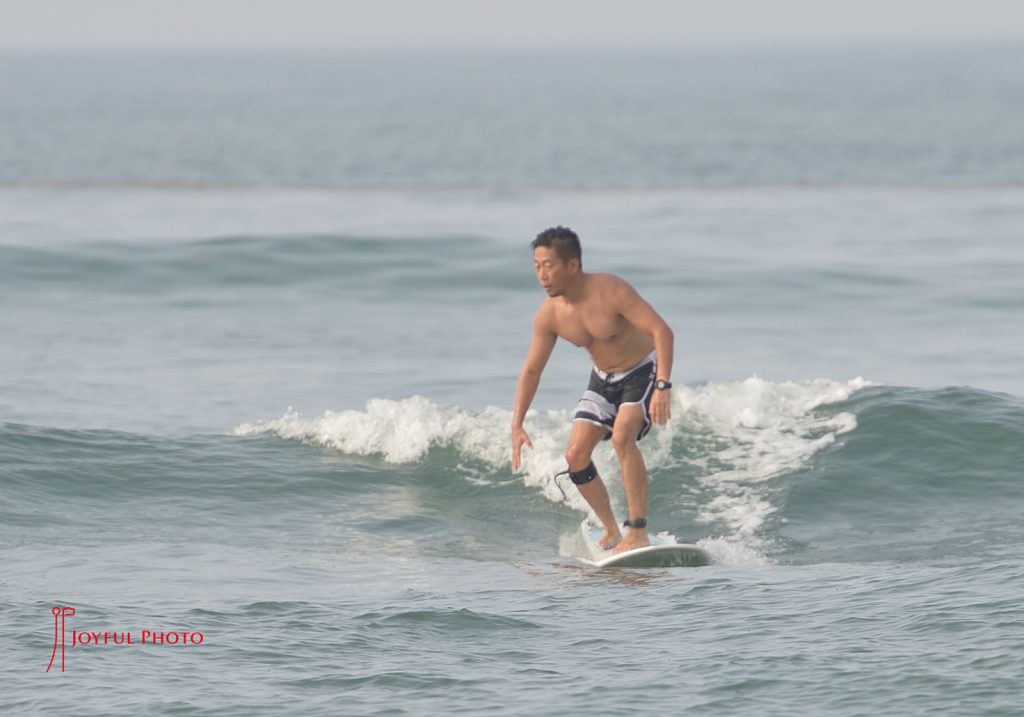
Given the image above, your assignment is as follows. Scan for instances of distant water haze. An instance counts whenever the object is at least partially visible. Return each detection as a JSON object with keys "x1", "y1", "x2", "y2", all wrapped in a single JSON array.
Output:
[{"x1": 4, "y1": 0, "x2": 1024, "y2": 47}]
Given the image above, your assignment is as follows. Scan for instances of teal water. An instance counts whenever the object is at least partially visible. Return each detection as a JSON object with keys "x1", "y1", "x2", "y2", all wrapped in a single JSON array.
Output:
[
  {"x1": 3, "y1": 45, "x2": 1024, "y2": 715},
  {"x1": 4, "y1": 386, "x2": 1024, "y2": 714}
]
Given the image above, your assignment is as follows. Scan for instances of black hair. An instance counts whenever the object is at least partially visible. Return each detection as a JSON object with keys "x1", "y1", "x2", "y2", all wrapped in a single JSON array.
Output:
[{"x1": 531, "y1": 226, "x2": 581, "y2": 266}]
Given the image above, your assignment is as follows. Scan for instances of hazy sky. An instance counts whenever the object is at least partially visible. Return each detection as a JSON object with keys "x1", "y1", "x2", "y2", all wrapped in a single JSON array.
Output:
[{"x1": 4, "y1": 0, "x2": 1024, "y2": 48}]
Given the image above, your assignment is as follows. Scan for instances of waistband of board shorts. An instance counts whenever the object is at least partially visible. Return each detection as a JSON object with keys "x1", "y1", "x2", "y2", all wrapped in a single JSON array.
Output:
[{"x1": 592, "y1": 349, "x2": 657, "y2": 383}]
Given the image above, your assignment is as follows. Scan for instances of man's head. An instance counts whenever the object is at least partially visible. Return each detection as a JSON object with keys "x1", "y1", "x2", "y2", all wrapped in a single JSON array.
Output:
[
  {"x1": 532, "y1": 226, "x2": 581, "y2": 266},
  {"x1": 531, "y1": 226, "x2": 582, "y2": 297}
]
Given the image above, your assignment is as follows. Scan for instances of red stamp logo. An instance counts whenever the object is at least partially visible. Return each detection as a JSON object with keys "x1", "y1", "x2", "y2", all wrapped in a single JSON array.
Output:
[
  {"x1": 46, "y1": 605, "x2": 205, "y2": 673},
  {"x1": 46, "y1": 606, "x2": 75, "y2": 673}
]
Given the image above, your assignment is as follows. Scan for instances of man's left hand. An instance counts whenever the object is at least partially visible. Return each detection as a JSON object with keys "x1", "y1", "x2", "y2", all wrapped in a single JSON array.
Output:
[{"x1": 650, "y1": 388, "x2": 672, "y2": 425}]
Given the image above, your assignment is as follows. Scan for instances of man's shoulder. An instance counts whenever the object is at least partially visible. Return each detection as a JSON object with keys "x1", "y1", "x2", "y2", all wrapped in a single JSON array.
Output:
[
  {"x1": 588, "y1": 271, "x2": 631, "y2": 284},
  {"x1": 533, "y1": 298, "x2": 558, "y2": 325},
  {"x1": 589, "y1": 272, "x2": 636, "y2": 296}
]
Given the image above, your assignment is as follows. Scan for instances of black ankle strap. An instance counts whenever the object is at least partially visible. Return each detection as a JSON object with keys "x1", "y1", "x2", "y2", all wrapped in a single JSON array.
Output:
[{"x1": 623, "y1": 518, "x2": 647, "y2": 529}]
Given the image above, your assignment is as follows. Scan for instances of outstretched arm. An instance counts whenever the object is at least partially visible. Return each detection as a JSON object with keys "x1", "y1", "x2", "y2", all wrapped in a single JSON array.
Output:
[{"x1": 511, "y1": 308, "x2": 557, "y2": 470}]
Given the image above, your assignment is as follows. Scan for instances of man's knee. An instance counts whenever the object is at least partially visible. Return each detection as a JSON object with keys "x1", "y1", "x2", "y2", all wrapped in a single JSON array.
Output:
[
  {"x1": 611, "y1": 427, "x2": 639, "y2": 455},
  {"x1": 565, "y1": 444, "x2": 591, "y2": 472}
]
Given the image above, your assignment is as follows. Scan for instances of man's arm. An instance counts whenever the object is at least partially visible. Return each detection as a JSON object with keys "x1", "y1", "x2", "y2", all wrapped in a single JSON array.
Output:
[
  {"x1": 615, "y1": 279, "x2": 675, "y2": 425},
  {"x1": 511, "y1": 307, "x2": 557, "y2": 470}
]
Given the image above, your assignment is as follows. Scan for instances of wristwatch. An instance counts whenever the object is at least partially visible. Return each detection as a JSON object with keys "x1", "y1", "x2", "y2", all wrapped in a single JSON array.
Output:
[{"x1": 654, "y1": 379, "x2": 672, "y2": 390}]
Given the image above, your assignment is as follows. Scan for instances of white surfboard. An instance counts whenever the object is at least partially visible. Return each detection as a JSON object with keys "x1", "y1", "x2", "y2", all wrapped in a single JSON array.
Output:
[{"x1": 579, "y1": 524, "x2": 711, "y2": 568}]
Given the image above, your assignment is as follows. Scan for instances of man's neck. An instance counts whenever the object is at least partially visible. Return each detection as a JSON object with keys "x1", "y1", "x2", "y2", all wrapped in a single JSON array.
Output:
[{"x1": 560, "y1": 272, "x2": 588, "y2": 304}]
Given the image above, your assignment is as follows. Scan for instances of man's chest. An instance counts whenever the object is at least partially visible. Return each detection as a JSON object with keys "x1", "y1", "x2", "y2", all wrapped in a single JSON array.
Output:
[{"x1": 554, "y1": 303, "x2": 625, "y2": 347}]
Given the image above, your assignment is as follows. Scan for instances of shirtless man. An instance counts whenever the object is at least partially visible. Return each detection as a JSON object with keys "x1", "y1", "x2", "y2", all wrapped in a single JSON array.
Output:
[{"x1": 510, "y1": 226, "x2": 674, "y2": 554}]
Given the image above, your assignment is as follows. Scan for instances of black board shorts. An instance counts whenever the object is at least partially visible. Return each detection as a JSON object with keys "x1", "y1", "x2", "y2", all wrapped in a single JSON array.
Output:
[{"x1": 573, "y1": 350, "x2": 657, "y2": 441}]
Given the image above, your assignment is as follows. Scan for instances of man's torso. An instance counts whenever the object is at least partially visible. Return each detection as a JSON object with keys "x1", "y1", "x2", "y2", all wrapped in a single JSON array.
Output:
[{"x1": 544, "y1": 273, "x2": 654, "y2": 372}]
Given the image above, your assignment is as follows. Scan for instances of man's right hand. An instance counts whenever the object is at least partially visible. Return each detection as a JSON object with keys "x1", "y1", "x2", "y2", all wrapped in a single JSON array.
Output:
[{"x1": 511, "y1": 424, "x2": 533, "y2": 471}]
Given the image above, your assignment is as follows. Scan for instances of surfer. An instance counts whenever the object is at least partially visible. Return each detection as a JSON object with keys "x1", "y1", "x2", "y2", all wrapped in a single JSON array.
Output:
[{"x1": 511, "y1": 226, "x2": 674, "y2": 554}]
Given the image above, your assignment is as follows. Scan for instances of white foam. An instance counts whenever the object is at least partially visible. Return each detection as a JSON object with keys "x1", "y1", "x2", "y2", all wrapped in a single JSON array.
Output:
[
  {"x1": 697, "y1": 535, "x2": 775, "y2": 567},
  {"x1": 674, "y1": 377, "x2": 868, "y2": 563},
  {"x1": 235, "y1": 376, "x2": 871, "y2": 565},
  {"x1": 234, "y1": 397, "x2": 603, "y2": 511},
  {"x1": 233, "y1": 396, "x2": 504, "y2": 465}
]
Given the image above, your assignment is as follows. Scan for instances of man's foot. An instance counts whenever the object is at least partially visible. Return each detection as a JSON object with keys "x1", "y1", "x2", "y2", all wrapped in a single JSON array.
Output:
[
  {"x1": 597, "y1": 529, "x2": 622, "y2": 551},
  {"x1": 612, "y1": 528, "x2": 649, "y2": 554}
]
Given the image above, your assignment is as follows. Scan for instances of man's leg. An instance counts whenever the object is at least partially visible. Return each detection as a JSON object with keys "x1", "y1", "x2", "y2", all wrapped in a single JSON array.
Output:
[
  {"x1": 610, "y1": 404, "x2": 650, "y2": 554},
  {"x1": 565, "y1": 420, "x2": 621, "y2": 549}
]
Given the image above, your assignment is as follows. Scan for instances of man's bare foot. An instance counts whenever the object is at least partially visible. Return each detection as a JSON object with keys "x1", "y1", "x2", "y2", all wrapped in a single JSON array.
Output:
[
  {"x1": 597, "y1": 529, "x2": 622, "y2": 551},
  {"x1": 612, "y1": 529, "x2": 649, "y2": 554}
]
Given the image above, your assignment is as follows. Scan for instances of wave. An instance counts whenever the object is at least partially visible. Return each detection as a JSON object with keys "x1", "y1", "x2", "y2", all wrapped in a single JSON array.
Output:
[
  {"x1": 7, "y1": 380, "x2": 1021, "y2": 566},
  {"x1": 0, "y1": 233, "x2": 515, "y2": 297},
  {"x1": 781, "y1": 385, "x2": 1024, "y2": 562},
  {"x1": 234, "y1": 380, "x2": 1024, "y2": 565},
  {"x1": 234, "y1": 378, "x2": 872, "y2": 564}
]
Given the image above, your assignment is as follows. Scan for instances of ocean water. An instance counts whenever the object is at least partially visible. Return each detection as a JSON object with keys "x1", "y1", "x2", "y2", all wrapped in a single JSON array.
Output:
[{"x1": 3, "y1": 45, "x2": 1024, "y2": 715}]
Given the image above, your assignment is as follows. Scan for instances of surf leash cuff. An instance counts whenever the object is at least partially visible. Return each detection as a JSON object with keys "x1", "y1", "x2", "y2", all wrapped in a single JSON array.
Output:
[
  {"x1": 623, "y1": 518, "x2": 648, "y2": 529},
  {"x1": 568, "y1": 461, "x2": 598, "y2": 485}
]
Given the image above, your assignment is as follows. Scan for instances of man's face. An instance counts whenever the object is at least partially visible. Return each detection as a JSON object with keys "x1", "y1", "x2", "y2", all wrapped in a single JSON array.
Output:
[{"x1": 533, "y1": 246, "x2": 577, "y2": 297}]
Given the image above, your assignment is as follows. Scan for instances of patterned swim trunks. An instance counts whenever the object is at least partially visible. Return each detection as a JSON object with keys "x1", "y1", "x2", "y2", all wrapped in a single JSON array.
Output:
[{"x1": 572, "y1": 349, "x2": 656, "y2": 441}]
